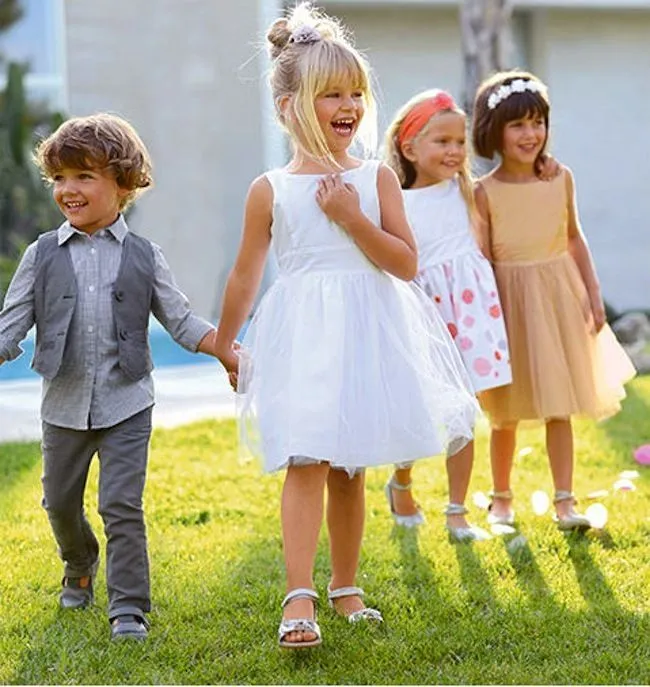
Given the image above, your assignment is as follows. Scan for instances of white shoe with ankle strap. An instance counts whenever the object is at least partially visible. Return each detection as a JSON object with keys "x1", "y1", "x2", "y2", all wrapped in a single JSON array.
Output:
[
  {"x1": 445, "y1": 503, "x2": 492, "y2": 542},
  {"x1": 278, "y1": 588, "x2": 322, "y2": 649},
  {"x1": 487, "y1": 489, "x2": 516, "y2": 526},
  {"x1": 553, "y1": 491, "x2": 591, "y2": 530},
  {"x1": 384, "y1": 476, "x2": 425, "y2": 528},
  {"x1": 327, "y1": 586, "x2": 383, "y2": 623}
]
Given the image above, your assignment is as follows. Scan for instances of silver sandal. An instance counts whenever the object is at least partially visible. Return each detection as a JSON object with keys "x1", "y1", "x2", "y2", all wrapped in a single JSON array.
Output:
[
  {"x1": 445, "y1": 503, "x2": 491, "y2": 542},
  {"x1": 384, "y1": 476, "x2": 425, "y2": 528},
  {"x1": 553, "y1": 491, "x2": 591, "y2": 530},
  {"x1": 278, "y1": 588, "x2": 322, "y2": 649},
  {"x1": 487, "y1": 489, "x2": 516, "y2": 526},
  {"x1": 327, "y1": 585, "x2": 383, "y2": 623}
]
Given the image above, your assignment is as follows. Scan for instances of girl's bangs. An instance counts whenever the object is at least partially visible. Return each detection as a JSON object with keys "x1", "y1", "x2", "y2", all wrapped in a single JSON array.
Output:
[
  {"x1": 313, "y1": 44, "x2": 370, "y2": 97},
  {"x1": 500, "y1": 91, "x2": 548, "y2": 122}
]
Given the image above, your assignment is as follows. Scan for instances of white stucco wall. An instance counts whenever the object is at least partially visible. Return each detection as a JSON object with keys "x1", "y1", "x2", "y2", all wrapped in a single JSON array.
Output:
[{"x1": 64, "y1": 0, "x2": 272, "y2": 319}]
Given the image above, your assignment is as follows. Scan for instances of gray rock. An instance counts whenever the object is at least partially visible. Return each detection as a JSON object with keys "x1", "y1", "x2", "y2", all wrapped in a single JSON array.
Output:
[{"x1": 611, "y1": 312, "x2": 650, "y2": 345}]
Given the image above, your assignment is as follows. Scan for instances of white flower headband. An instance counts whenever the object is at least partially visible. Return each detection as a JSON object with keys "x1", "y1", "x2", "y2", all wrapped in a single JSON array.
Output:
[
  {"x1": 289, "y1": 24, "x2": 321, "y2": 45},
  {"x1": 487, "y1": 78, "x2": 545, "y2": 110}
]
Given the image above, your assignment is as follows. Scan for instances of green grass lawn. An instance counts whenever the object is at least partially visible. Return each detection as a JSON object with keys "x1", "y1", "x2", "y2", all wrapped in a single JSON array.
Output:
[{"x1": 1, "y1": 378, "x2": 649, "y2": 685}]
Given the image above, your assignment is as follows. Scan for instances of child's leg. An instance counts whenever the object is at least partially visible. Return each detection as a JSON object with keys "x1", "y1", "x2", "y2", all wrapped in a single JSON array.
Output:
[
  {"x1": 546, "y1": 418, "x2": 575, "y2": 518},
  {"x1": 490, "y1": 423, "x2": 518, "y2": 518},
  {"x1": 446, "y1": 441, "x2": 474, "y2": 528},
  {"x1": 96, "y1": 408, "x2": 152, "y2": 623},
  {"x1": 281, "y1": 461, "x2": 329, "y2": 644},
  {"x1": 386, "y1": 465, "x2": 420, "y2": 516},
  {"x1": 327, "y1": 468, "x2": 366, "y2": 616},
  {"x1": 41, "y1": 423, "x2": 100, "y2": 582}
]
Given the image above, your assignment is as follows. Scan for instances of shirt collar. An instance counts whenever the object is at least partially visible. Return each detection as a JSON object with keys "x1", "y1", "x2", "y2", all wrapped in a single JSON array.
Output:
[{"x1": 57, "y1": 214, "x2": 130, "y2": 246}]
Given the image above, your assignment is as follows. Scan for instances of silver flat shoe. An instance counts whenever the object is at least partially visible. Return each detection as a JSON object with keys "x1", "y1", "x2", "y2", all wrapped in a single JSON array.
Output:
[
  {"x1": 327, "y1": 585, "x2": 383, "y2": 623},
  {"x1": 487, "y1": 489, "x2": 515, "y2": 526},
  {"x1": 445, "y1": 503, "x2": 492, "y2": 542},
  {"x1": 278, "y1": 588, "x2": 322, "y2": 649},
  {"x1": 553, "y1": 491, "x2": 591, "y2": 531},
  {"x1": 385, "y1": 476, "x2": 425, "y2": 528}
]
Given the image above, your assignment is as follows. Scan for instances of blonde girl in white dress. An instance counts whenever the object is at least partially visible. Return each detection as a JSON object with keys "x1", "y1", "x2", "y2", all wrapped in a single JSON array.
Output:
[{"x1": 215, "y1": 5, "x2": 478, "y2": 649}]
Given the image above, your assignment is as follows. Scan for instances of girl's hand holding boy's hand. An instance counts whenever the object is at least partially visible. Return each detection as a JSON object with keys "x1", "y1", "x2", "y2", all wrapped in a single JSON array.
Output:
[
  {"x1": 217, "y1": 342, "x2": 240, "y2": 391},
  {"x1": 316, "y1": 175, "x2": 362, "y2": 230}
]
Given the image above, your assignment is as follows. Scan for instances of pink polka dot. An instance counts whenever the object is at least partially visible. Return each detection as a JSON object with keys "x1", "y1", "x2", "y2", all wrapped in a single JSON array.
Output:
[
  {"x1": 489, "y1": 304, "x2": 501, "y2": 318},
  {"x1": 447, "y1": 322, "x2": 458, "y2": 339},
  {"x1": 459, "y1": 336, "x2": 473, "y2": 351},
  {"x1": 463, "y1": 315, "x2": 475, "y2": 328},
  {"x1": 462, "y1": 289, "x2": 475, "y2": 304},
  {"x1": 473, "y1": 357, "x2": 492, "y2": 377},
  {"x1": 490, "y1": 291, "x2": 497, "y2": 298}
]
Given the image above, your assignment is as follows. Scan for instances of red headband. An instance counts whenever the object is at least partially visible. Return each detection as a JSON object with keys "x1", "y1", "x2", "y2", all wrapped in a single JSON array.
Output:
[{"x1": 397, "y1": 91, "x2": 459, "y2": 146}]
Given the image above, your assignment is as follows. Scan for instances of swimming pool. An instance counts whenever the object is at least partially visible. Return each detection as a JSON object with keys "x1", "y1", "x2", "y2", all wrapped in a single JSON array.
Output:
[{"x1": 0, "y1": 319, "x2": 224, "y2": 382}]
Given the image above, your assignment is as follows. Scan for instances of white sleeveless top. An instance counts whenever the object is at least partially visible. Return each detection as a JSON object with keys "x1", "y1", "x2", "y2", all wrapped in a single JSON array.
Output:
[
  {"x1": 266, "y1": 160, "x2": 381, "y2": 276},
  {"x1": 403, "y1": 178, "x2": 478, "y2": 268}
]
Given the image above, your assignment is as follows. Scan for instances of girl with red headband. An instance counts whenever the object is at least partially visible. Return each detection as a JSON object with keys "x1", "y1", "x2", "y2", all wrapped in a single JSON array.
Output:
[
  {"x1": 383, "y1": 89, "x2": 511, "y2": 541},
  {"x1": 472, "y1": 71, "x2": 635, "y2": 529}
]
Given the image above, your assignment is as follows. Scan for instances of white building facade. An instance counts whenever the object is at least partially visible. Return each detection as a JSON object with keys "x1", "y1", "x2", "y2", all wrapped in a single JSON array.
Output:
[{"x1": 2, "y1": 0, "x2": 649, "y2": 316}]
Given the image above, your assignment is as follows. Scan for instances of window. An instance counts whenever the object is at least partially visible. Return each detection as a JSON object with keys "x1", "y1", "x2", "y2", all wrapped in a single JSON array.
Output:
[{"x1": 0, "y1": 0, "x2": 66, "y2": 109}]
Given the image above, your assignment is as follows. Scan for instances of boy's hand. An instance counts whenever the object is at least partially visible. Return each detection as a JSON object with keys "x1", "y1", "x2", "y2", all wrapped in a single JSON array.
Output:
[
  {"x1": 316, "y1": 174, "x2": 362, "y2": 230},
  {"x1": 536, "y1": 154, "x2": 562, "y2": 181}
]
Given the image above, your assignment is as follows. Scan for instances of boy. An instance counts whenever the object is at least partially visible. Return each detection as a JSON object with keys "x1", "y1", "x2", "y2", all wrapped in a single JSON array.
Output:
[{"x1": 0, "y1": 113, "x2": 219, "y2": 640}]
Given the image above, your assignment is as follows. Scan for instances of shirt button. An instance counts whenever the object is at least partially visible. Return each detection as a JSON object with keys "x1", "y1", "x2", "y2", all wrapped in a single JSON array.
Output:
[
  {"x1": 89, "y1": 285, "x2": 95, "y2": 292},
  {"x1": 88, "y1": 325, "x2": 94, "y2": 333}
]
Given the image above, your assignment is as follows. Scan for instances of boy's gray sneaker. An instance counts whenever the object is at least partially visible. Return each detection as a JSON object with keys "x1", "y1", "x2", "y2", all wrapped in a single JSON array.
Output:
[
  {"x1": 59, "y1": 575, "x2": 94, "y2": 609},
  {"x1": 111, "y1": 614, "x2": 149, "y2": 641}
]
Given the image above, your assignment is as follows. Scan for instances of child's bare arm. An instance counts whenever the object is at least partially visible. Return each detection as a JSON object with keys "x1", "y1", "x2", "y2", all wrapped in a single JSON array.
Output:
[
  {"x1": 473, "y1": 182, "x2": 493, "y2": 261},
  {"x1": 316, "y1": 165, "x2": 418, "y2": 281},
  {"x1": 214, "y1": 175, "x2": 273, "y2": 378},
  {"x1": 565, "y1": 168, "x2": 605, "y2": 332}
]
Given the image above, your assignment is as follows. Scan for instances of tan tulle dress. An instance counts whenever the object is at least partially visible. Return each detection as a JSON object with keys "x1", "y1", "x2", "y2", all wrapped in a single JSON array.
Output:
[{"x1": 478, "y1": 171, "x2": 635, "y2": 426}]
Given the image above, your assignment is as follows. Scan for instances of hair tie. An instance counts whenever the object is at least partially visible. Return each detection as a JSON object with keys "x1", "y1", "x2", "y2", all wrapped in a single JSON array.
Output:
[
  {"x1": 397, "y1": 91, "x2": 458, "y2": 146},
  {"x1": 289, "y1": 24, "x2": 321, "y2": 45}
]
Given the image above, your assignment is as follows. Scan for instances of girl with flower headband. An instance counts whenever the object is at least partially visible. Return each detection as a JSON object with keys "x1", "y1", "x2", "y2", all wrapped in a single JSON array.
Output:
[
  {"x1": 473, "y1": 70, "x2": 635, "y2": 529},
  {"x1": 383, "y1": 89, "x2": 512, "y2": 541},
  {"x1": 214, "y1": 3, "x2": 478, "y2": 649}
]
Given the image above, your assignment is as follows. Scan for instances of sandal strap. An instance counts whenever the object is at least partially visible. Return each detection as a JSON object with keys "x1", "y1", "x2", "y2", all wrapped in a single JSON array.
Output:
[
  {"x1": 347, "y1": 607, "x2": 383, "y2": 623},
  {"x1": 444, "y1": 503, "x2": 468, "y2": 516},
  {"x1": 327, "y1": 585, "x2": 364, "y2": 601},
  {"x1": 278, "y1": 618, "x2": 320, "y2": 637},
  {"x1": 387, "y1": 476, "x2": 413, "y2": 491},
  {"x1": 553, "y1": 490, "x2": 576, "y2": 504},
  {"x1": 489, "y1": 489, "x2": 514, "y2": 500},
  {"x1": 282, "y1": 588, "x2": 318, "y2": 608}
]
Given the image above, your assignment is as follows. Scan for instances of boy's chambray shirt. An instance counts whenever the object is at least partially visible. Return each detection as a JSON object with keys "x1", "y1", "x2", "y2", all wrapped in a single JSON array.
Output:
[{"x1": 0, "y1": 215, "x2": 213, "y2": 430}]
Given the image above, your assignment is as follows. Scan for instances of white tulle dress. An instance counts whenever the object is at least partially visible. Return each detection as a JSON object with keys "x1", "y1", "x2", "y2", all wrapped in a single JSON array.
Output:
[{"x1": 237, "y1": 160, "x2": 479, "y2": 473}]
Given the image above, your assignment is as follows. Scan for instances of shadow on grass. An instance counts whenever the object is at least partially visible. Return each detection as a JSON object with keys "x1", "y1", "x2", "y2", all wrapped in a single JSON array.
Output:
[
  {"x1": 0, "y1": 440, "x2": 41, "y2": 500},
  {"x1": 8, "y1": 526, "x2": 650, "y2": 686}
]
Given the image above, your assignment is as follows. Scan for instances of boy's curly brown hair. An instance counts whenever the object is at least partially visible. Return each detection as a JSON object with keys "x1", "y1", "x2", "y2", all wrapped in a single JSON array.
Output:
[{"x1": 34, "y1": 113, "x2": 153, "y2": 210}]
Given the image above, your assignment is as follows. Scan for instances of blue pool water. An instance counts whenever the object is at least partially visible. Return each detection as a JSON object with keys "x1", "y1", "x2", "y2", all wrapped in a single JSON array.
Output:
[{"x1": 0, "y1": 319, "x2": 233, "y2": 382}]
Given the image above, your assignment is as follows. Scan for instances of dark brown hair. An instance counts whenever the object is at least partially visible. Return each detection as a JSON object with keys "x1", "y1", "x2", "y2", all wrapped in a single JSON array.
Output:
[
  {"x1": 34, "y1": 113, "x2": 153, "y2": 209},
  {"x1": 472, "y1": 70, "x2": 550, "y2": 161}
]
